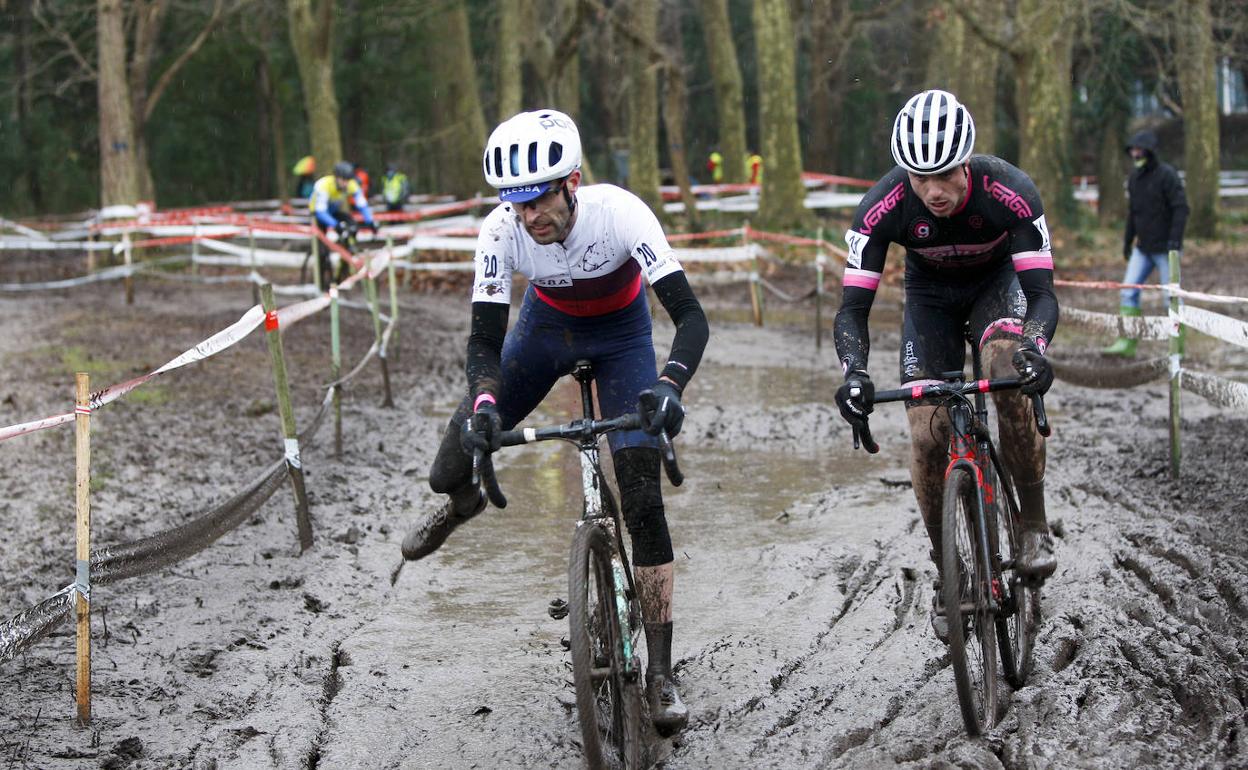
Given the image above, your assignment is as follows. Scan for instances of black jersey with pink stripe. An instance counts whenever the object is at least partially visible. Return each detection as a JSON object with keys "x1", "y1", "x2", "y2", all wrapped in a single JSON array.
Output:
[{"x1": 835, "y1": 155, "x2": 1059, "y2": 375}]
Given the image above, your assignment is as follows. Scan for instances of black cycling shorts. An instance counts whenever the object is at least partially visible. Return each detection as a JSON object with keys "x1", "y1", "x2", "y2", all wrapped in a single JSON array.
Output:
[{"x1": 899, "y1": 260, "x2": 1027, "y2": 387}]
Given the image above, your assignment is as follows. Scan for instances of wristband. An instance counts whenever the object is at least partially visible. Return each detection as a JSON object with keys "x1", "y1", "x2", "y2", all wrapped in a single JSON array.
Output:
[{"x1": 473, "y1": 392, "x2": 496, "y2": 412}]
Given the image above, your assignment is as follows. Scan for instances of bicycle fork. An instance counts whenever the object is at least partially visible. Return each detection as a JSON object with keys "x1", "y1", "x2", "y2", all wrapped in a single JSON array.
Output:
[
  {"x1": 947, "y1": 413, "x2": 1001, "y2": 616},
  {"x1": 579, "y1": 446, "x2": 642, "y2": 679}
]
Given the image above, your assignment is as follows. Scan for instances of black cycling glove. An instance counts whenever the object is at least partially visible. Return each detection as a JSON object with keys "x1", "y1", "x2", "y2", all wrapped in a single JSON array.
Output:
[
  {"x1": 638, "y1": 381, "x2": 685, "y2": 437},
  {"x1": 461, "y1": 401, "x2": 502, "y2": 454},
  {"x1": 835, "y1": 370, "x2": 874, "y2": 431},
  {"x1": 1012, "y1": 341, "x2": 1054, "y2": 396}
]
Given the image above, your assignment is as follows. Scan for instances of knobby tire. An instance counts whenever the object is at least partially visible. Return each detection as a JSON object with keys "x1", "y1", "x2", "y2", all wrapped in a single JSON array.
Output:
[
  {"x1": 988, "y1": 456, "x2": 1036, "y2": 688},
  {"x1": 568, "y1": 523, "x2": 643, "y2": 770},
  {"x1": 942, "y1": 466, "x2": 999, "y2": 736}
]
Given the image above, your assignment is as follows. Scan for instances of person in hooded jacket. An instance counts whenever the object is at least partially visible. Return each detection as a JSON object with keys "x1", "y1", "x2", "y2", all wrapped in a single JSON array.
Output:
[{"x1": 1104, "y1": 129, "x2": 1189, "y2": 357}]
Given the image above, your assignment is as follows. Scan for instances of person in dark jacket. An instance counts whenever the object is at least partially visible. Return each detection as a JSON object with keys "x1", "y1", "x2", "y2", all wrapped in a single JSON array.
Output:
[{"x1": 1104, "y1": 129, "x2": 1189, "y2": 356}]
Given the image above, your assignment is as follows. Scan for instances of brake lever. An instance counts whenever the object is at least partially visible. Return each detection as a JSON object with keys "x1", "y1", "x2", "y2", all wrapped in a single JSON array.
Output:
[
  {"x1": 473, "y1": 448, "x2": 507, "y2": 508},
  {"x1": 658, "y1": 430, "x2": 683, "y2": 487},
  {"x1": 1030, "y1": 394, "x2": 1051, "y2": 438}
]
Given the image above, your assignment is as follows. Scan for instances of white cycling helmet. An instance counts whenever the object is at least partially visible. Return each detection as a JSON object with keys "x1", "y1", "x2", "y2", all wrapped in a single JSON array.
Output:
[
  {"x1": 483, "y1": 109, "x2": 582, "y2": 202},
  {"x1": 891, "y1": 90, "x2": 975, "y2": 175}
]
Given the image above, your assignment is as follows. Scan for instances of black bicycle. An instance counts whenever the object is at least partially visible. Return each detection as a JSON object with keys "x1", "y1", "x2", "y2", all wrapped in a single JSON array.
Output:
[
  {"x1": 853, "y1": 350, "x2": 1050, "y2": 735},
  {"x1": 473, "y1": 360, "x2": 682, "y2": 770},
  {"x1": 303, "y1": 219, "x2": 359, "y2": 289}
]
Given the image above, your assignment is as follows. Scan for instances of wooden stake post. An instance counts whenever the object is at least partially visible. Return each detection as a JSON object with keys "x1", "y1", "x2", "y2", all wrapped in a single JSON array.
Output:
[
  {"x1": 745, "y1": 223, "x2": 763, "y2": 327},
  {"x1": 330, "y1": 284, "x2": 343, "y2": 458},
  {"x1": 815, "y1": 226, "x2": 825, "y2": 350},
  {"x1": 74, "y1": 372, "x2": 92, "y2": 725},
  {"x1": 260, "y1": 284, "x2": 314, "y2": 551},
  {"x1": 1168, "y1": 249, "x2": 1182, "y2": 480},
  {"x1": 248, "y1": 226, "x2": 260, "y2": 305},
  {"x1": 123, "y1": 231, "x2": 134, "y2": 305},
  {"x1": 364, "y1": 263, "x2": 394, "y2": 408},
  {"x1": 386, "y1": 237, "x2": 400, "y2": 366}
]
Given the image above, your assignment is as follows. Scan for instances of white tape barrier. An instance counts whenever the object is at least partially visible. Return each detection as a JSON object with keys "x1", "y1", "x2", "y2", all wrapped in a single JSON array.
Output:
[
  {"x1": 0, "y1": 256, "x2": 187, "y2": 292},
  {"x1": 0, "y1": 237, "x2": 115, "y2": 251},
  {"x1": 1178, "y1": 305, "x2": 1248, "y2": 349},
  {"x1": 1062, "y1": 307, "x2": 1171, "y2": 340},
  {"x1": 1182, "y1": 370, "x2": 1248, "y2": 410}
]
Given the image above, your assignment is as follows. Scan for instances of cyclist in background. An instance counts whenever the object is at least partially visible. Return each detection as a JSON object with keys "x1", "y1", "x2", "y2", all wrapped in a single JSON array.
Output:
[
  {"x1": 832, "y1": 90, "x2": 1060, "y2": 642},
  {"x1": 400, "y1": 109, "x2": 708, "y2": 735},
  {"x1": 308, "y1": 161, "x2": 377, "y2": 283}
]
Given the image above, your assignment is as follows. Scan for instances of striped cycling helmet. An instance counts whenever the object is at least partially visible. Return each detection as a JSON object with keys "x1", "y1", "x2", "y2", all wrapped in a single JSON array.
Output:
[
  {"x1": 891, "y1": 90, "x2": 975, "y2": 175},
  {"x1": 482, "y1": 109, "x2": 582, "y2": 202}
]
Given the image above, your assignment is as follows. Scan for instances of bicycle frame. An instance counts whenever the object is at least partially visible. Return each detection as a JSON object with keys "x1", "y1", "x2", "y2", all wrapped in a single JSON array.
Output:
[{"x1": 567, "y1": 363, "x2": 644, "y2": 677}]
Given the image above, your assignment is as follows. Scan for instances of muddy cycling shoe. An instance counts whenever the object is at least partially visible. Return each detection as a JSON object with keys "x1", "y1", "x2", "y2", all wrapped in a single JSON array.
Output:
[
  {"x1": 930, "y1": 584, "x2": 950, "y2": 645},
  {"x1": 400, "y1": 492, "x2": 486, "y2": 561},
  {"x1": 1017, "y1": 529, "x2": 1057, "y2": 581},
  {"x1": 646, "y1": 674, "x2": 688, "y2": 736}
]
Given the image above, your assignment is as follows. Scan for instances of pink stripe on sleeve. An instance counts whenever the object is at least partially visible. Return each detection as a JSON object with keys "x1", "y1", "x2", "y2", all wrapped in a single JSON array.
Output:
[
  {"x1": 843, "y1": 268, "x2": 882, "y2": 291},
  {"x1": 1011, "y1": 251, "x2": 1053, "y2": 272}
]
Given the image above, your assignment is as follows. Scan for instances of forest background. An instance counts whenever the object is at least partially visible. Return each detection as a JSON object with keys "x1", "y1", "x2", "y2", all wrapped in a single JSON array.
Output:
[{"x1": 2, "y1": 0, "x2": 1246, "y2": 236}]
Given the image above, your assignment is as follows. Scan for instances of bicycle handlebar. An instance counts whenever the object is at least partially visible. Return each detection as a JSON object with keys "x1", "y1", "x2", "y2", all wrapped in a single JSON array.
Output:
[
  {"x1": 471, "y1": 411, "x2": 684, "y2": 509},
  {"x1": 852, "y1": 376, "x2": 1050, "y2": 454}
]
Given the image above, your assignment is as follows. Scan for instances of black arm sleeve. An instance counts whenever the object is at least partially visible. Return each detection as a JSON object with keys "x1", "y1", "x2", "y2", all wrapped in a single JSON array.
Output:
[
  {"x1": 465, "y1": 301, "x2": 509, "y2": 400},
  {"x1": 1017, "y1": 268, "x2": 1060, "y2": 347},
  {"x1": 652, "y1": 271, "x2": 709, "y2": 391},
  {"x1": 833, "y1": 285, "x2": 876, "y2": 375}
]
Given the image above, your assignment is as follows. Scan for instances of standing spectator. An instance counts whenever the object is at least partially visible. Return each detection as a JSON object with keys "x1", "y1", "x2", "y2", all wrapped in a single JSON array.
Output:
[
  {"x1": 707, "y1": 150, "x2": 724, "y2": 183},
  {"x1": 381, "y1": 163, "x2": 411, "y2": 212},
  {"x1": 745, "y1": 151, "x2": 763, "y2": 185},
  {"x1": 353, "y1": 163, "x2": 371, "y2": 198},
  {"x1": 293, "y1": 155, "x2": 316, "y2": 199},
  {"x1": 1104, "y1": 129, "x2": 1189, "y2": 357}
]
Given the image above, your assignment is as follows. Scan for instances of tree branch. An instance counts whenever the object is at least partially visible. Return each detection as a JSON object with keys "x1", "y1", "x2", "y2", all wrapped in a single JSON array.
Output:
[
  {"x1": 31, "y1": 0, "x2": 96, "y2": 79},
  {"x1": 945, "y1": 0, "x2": 1021, "y2": 57},
  {"x1": 143, "y1": 0, "x2": 229, "y2": 123}
]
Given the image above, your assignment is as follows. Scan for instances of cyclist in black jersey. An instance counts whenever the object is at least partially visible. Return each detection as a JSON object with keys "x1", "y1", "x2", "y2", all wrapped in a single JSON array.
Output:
[{"x1": 832, "y1": 90, "x2": 1060, "y2": 642}]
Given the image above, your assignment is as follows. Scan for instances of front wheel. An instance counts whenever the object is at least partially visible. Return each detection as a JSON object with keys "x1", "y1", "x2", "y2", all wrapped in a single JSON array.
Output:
[
  {"x1": 942, "y1": 466, "x2": 999, "y2": 736},
  {"x1": 989, "y1": 457, "x2": 1036, "y2": 688},
  {"x1": 568, "y1": 523, "x2": 643, "y2": 770}
]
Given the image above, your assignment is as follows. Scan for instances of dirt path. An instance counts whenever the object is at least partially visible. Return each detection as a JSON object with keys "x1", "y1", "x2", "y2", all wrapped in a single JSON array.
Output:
[{"x1": 0, "y1": 272, "x2": 1245, "y2": 768}]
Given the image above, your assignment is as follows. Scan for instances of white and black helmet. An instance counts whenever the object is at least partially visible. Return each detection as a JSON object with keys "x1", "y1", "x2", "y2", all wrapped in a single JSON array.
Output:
[
  {"x1": 483, "y1": 109, "x2": 582, "y2": 202},
  {"x1": 891, "y1": 90, "x2": 975, "y2": 175}
]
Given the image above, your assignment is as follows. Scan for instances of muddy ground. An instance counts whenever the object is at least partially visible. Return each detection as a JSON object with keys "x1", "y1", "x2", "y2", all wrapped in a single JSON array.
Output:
[{"x1": 0, "y1": 248, "x2": 1246, "y2": 769}]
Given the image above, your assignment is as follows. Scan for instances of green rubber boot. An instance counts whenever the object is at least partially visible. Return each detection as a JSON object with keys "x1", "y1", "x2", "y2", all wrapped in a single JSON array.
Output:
[{"x1": 1103, "y1": 306, "x2": 1141, "y2": 357}]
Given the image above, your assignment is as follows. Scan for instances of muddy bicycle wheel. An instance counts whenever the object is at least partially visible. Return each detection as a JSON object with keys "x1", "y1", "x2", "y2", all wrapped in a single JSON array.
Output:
[
  {"x1": 942, "y1": 466, "x2": 999, "y2": 736},
  {"x1": 567, "y1": 523, "x2": 643, "y2": 770},
  {"x1": 988, "y1": 457, "x2": 1036, "y2": 688}
]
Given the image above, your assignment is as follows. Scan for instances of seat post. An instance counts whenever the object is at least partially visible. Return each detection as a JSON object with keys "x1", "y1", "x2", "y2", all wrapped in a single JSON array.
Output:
[{"x1": 572, "y1": 360, "x2": 596, "y2": 419}]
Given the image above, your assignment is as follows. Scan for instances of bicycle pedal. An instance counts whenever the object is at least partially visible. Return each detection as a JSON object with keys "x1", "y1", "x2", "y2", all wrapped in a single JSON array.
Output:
[{"x1": 548, "y1": 597, "x2": 569, "y2": 620}]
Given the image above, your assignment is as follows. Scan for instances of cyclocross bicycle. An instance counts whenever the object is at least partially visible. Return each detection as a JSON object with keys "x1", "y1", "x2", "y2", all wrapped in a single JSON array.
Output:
[
  {"x1": 472, "y1": 359, "x2": 682, "y2": 770},
  {"x1": 854, "y1": 345, "x2": 1050, "y2": 736}
]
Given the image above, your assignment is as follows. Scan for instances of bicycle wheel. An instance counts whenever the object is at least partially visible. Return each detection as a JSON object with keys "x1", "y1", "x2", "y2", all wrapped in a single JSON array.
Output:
[
  {"x1": 989, "y1": 457, "x2": 1036, "y2": 688},
  {"x1": 567, "y1": 523, "x2": 643, "y2": 770},
  {"x1": 942, "y1": 466, "x2": 999, "y2": 736}
]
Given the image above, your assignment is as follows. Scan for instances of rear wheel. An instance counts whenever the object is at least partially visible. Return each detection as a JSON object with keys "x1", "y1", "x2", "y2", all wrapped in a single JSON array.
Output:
[
  {"x1": 568, "y1": 523, "x2": 643, "y2": 770},
  {"x1": 942, "y1": 466, "x2": 999, "y2": 736},
  {"x1": 989, "y1": 457, "x2": 1036, "y2": 688}
]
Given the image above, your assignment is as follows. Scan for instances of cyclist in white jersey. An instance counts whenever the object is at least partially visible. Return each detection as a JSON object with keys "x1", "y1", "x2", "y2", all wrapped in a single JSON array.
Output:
[{"x1": 401, "y1": 110, "x2": 708, "y2": 734}]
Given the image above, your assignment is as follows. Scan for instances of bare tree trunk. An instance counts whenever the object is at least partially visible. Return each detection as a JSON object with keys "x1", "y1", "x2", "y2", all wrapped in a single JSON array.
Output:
[
  {"x1": 752, "y1": 0, "x2": 808, "y2": 230},
  {"x1": 698, "y1": 0, "x2": 747, "y2": 183},
  {"x1": 1175, "y1": 0, "x2": 1219, "y2": 237},
  {"x1": 496, "y1": 0, "x2": 523, "y2": 120},
  {"x1": 1096, "y1": 107, "x2": 1128, "y2": 226},
  {"x1": 927, "y1": 0, "x2": 999, "y2": 156},
  {"x1": 16, "y1": 1, "x2": 45, "y2": 211},
  {"x1": 288, "y1": 0, "x2": 343, "y2": 177},
  {"x1": 627, "y1": 0, "x2": 662, "y2": 211},
  {"x1": 805, "y1": 0, "x2": 844, "y2": 173},
  {"x1": 256, "y1": 49, "x2": 284, "y2": 201},
  {"x1": 341, "y1": 0, "x2": 365, "y2": 165},
  {"x1": 663, "y1": 67, "x2": 700, "y2": 229},
  {"x1": 98, "y1": 0, "x2": 140, "y2": 207},
  {"x1": 425, "y1": 0, "x2": 488, "y2": 198},
  {"x1": 1014, "y1": 0, "x2": 1075, "y2": 229}
]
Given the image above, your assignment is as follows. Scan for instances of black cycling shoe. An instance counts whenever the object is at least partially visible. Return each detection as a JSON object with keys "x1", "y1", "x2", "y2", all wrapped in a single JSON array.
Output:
[
  {"x1": 930, "y1": 583, "x2": 950, "y2": 645},
  {"x1": 400, "y1": 493, "x2": 485, "y2": 561},
  {"x1": 646, "y1": 674, "x2": 688, "y2": 737},
  {"x1": 1017, "y1": 529, "x2": 1057, "y2": 581}
]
